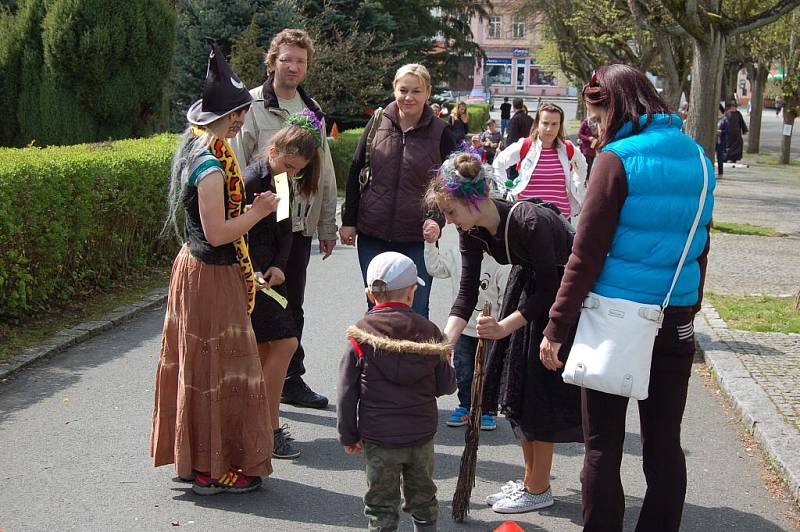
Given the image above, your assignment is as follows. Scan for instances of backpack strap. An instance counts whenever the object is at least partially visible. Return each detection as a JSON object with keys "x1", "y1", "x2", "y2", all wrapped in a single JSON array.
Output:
[
  {"x1": 565, "y1": 139, "x2": 574, "y2": 160},
  {"x1": 358, "y1": 107, "x2": 384, "y2": 193},
  {"x1": 516, "y1": 137, "x2": 533, "y2": 172}
]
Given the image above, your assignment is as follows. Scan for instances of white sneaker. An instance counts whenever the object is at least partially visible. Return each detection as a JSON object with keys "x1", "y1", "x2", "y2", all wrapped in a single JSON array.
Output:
[
  {"x1": 485, "y1": 479, "x2": 524, "y2": 506},
  {"x1": 492, "y1": 486, "x2": 554, "y2": 514}
]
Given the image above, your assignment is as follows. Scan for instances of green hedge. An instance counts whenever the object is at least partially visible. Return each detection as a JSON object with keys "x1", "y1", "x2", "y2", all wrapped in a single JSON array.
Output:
[
  {"x1": 466, "y1": 103, "x2": 491, "y2": 135},
  {"x1": 0, "y1": 134, "x2": 179, "y2": 321},
  {"x1": 328, "y1": 128, "x2": 364, "y2": 191}
]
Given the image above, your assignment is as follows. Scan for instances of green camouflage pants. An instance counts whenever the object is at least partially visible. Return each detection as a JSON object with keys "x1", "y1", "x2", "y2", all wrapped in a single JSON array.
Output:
[{"x1": 363, "y1": 440, "x2": 438, "y2": 532}]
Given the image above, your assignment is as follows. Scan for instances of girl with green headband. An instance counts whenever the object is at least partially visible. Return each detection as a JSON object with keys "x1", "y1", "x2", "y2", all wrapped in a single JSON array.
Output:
[
  {"x1": 243, "y1": 116, "x2": 321, "y2": 460},
  {"x1": 425, "y1": 151, "x2": 582, "y2": 515}
]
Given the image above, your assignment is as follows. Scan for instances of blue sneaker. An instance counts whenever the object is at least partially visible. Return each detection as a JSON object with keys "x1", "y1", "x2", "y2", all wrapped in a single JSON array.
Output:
[
  {"x1": 447, "y1": 406, "x2": 469, "y2": 427},
  {"x1": 480, "y1": 413, "x2": 497, "y2": 431}
]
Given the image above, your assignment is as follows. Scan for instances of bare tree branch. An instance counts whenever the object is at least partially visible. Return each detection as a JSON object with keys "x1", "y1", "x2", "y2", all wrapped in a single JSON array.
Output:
[{"x1": 728, "y1": 0, "x2": 800, "y2": 36}]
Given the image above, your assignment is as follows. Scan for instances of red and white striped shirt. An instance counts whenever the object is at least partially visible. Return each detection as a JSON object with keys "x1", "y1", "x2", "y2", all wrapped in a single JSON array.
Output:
[{"x1": 518, "y1": 147, "x2": 571, "y2": 219}]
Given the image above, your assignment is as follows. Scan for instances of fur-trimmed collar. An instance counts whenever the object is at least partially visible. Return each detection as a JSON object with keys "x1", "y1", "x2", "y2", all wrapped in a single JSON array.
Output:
[{"x1": 346, "y1": 325, "x2": 452, "y2": 359}]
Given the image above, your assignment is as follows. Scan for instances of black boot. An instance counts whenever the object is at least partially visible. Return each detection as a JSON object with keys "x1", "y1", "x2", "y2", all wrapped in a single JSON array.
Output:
[{"x1": 280, "y1": 378, "x2": 328, "y2": 409}]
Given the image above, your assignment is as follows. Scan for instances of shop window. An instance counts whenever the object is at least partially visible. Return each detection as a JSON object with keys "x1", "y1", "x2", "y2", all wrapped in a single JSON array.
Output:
[
  {"x1": 486, "y1": 61, "x2": 512, "y2": 85},
  {"x1": 529, "y1": 66, "x2": 558, "y2": 86}
]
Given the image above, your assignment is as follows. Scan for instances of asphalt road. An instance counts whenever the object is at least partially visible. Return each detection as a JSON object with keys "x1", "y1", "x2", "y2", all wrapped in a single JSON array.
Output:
[{"x1": 1, "y1": 228, "x2": 798, "y2": 531}]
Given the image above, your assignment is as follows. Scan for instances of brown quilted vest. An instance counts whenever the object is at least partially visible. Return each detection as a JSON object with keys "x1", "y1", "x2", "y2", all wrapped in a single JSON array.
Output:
[{"x1": 357, "y1": 101, "x2": 447, "y2": 242}]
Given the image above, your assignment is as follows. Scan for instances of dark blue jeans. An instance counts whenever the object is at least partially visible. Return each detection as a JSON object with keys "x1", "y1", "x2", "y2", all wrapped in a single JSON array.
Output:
[
  {"x1": 454, "y1": 334, "x2": 495, "y2": 415},
  {"x1": 356, "y1": 233, "x2": 433, "y2": 318},
  {"x1": 454, "y1": 334, "x2": 479, "y2": 408}
]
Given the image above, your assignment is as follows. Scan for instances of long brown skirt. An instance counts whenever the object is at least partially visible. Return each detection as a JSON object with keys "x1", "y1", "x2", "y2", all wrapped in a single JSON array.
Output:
[{"x1": 150, "y1": 245, "x2": 273, "y2": 479}]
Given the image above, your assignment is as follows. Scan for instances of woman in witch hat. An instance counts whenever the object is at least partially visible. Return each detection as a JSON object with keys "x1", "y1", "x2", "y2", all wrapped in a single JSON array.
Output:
[{"x1": 150, "y1": 39, "x2": 279, "y2": 495}]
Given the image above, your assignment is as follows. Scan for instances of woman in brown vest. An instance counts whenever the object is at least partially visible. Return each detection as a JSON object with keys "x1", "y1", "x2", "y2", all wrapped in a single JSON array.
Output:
[{"x1": 340, "y1": 63, "x2": 456, "y2": 317}]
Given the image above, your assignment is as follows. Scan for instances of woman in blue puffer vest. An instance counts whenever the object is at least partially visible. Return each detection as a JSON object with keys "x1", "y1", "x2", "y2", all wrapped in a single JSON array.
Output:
[{"x1": 540, "y1": 64, "x2": 715, "y2": 532}]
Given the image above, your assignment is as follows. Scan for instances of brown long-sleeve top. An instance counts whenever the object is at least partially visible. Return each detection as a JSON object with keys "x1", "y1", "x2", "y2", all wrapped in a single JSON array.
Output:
[{"x1": 543, "y1": 152, "x2": 710, "y2": 344}]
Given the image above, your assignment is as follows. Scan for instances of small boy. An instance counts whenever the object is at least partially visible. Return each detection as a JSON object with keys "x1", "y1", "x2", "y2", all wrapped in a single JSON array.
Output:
[
  {"x1": 338, "y1": 252, "x2": 456, "y2": 532},
  {"x1": 470, "y1": 134, "x2": 485, "y2": 161},
  {"x1": 480, "y1": 119, "x2": 504, "y2": 164}
]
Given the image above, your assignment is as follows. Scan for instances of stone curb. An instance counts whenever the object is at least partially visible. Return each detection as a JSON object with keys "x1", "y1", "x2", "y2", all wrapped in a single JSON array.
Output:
[
  {"x1": 695, "y1": 302, "x2": 800, "y2": 506},
  {"x1": 0, "y1": 287, "x2": 168, "y2": 382}
]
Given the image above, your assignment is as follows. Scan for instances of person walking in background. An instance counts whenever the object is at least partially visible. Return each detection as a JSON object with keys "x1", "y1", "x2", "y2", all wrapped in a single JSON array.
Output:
[
  {"x1": 492, "y1": 102, "x2": 587, "y2": 225},
  {"x1": 151, "y1": 40, "x2": 277, "y2": 495},
  {"x1": 540, "y1": 64, "x2": 715, "y2": 532},
  {"x1": 243, "y1": 113, "x2": 325, "y2": 460},
  {"x1": 716, "y1": 104, "x2": 729, "y2": 176},
  {"x1": 340, "y1": 63, "x2": 456, "y2": 318},
  {"x1": 724, "y1": 101, "x2": 748, "y2": 163},
  {"x1": 233, "y1": 28, "x2": 336, "y2": 410},
  {"x1": 505, "y1": 98, "x2": 534, "y2": 182},
  {"x1": 426, "y1": 153, "x2": 583, "y2": 514},
  {"x1": 337, "y1": 252, "x2": 456, "y2": 532},
  {"x1": 481, "y1": 119, "x2": 503, "y2": 165},
  {"x1": 450, "y1": 101, "x2": 470, "y2": 144},
  {"x1": 500, "y1": 97, "x2": 512, "y2": 137},
  {"x1": 578, "y1": 117, "x2": 599, "y2": 176}
]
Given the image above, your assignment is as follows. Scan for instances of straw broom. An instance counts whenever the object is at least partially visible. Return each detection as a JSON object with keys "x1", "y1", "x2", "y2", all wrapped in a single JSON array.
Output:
[{"x1": 452, "y1": 302, "x2": 492, "y2": 522}]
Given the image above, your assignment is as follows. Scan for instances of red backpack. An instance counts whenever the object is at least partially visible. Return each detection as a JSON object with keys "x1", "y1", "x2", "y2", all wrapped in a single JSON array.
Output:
[{"x1": 516, "y1": 137, "x2": 575, "y2": 172}]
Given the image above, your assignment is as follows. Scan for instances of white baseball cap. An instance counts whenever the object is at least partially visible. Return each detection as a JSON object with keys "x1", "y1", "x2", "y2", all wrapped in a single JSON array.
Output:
[{"x1": 366, "y1": 252, "x2": 426, "y2": 292}]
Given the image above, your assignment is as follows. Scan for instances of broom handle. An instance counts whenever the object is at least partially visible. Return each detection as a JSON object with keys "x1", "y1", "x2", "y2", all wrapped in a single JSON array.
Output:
[{"x1": 470, "y1": 302, "x2": 492, "y2": 420}]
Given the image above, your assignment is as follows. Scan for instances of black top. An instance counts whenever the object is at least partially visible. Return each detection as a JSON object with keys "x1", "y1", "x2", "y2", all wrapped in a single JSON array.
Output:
[
  {"x1": 450, "y1": 116, "x2": 469, "y2": 143},
  {"x1": 507, "y1": 111, "x2": 534, "y2": 146},
  {"x1": 451, "y1": 199, "x2": 574, "y2": 323},
  {"x1": 243, "y1": 158, "x2": 293, "y2": 273},
  {"x1": 182, "y1": 152, "x2": 238, "y2": 265},
  {"x1": 500, "y1": 102, "x2": 512, "y2": 120}
]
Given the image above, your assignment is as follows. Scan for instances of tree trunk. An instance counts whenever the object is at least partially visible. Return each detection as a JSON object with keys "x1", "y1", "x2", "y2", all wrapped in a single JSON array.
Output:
[
  {"x1": 686, "y1": 29, "x2": 725, "y2": 156},
  {"x1": 747, "y1": 63, "x2": 768, "y2": 154},
  {"x1": 779, "y1": 105, "x2": 797, "y2": 164}
]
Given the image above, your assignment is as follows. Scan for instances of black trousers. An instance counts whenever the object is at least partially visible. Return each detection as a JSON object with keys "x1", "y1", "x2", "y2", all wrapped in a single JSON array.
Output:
[
  {"x1": 283, "y1": 232, "x2": 313, "y2": 385},
  {"x1": 581, "y1": 313, "x2": 696, "y2": 532}
]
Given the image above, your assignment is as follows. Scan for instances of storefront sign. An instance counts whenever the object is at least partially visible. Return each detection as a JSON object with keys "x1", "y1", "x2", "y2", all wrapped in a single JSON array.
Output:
[
  {"x1": 512, "y1": 48, "x2": 529, "y2": 57},
  {"x1": 486, "y1": 57, "x2": 512, "y2": 65}
]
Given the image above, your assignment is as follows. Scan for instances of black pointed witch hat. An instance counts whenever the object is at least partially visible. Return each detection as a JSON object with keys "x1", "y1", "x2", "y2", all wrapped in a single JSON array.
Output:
[{"x1": 187, "y1": 38, "x2": 253, "y2": 126}]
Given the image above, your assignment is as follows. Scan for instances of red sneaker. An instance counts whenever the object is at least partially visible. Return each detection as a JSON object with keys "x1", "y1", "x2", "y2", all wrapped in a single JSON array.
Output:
[{"x1": 191, "y1": 469, "x2": 262, "y2": 495}]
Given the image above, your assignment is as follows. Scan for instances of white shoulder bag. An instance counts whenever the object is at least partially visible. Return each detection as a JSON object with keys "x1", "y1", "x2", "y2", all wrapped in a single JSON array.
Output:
[{"x1": 562, "y1": 145, "x2": 709, "y2": 400}]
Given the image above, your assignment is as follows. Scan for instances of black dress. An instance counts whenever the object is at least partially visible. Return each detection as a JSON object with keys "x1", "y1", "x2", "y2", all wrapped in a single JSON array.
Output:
[
  {"x1": 244, "y1": 159, "x2": 298, "y2": 342},
  {"x1": 451, "y1": 199, "x2": 582, "y2": 443}
]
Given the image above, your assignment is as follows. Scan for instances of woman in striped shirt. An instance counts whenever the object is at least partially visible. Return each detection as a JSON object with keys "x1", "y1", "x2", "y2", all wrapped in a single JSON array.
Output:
[{"x1": 492, "y1": 103, "x2": 588, "y2": 223}]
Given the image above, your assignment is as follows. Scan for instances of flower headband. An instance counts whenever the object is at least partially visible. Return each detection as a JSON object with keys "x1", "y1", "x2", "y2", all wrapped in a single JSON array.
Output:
[
  {"x1": 284, "y1": 109, "x2": 323, "y2": 147},
  {"x1": 436, "y1": 152, "x2": 488, "y2": 208}
]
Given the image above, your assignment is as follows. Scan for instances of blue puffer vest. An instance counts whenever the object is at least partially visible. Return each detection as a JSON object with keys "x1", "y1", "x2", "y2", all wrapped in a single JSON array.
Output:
[{"x1": 593, "y1": 114, "x2": 715, "y2": 307}]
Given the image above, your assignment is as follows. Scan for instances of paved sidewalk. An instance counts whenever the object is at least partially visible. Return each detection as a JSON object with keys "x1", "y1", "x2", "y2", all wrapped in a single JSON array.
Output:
[{"x1": 697, "y1": 158, "x2": 800, "y2": 505}]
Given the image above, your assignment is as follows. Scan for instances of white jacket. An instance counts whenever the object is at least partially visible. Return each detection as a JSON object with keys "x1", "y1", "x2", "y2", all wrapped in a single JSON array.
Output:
[
  {"x1": 424, "y1": 235, "x2": 510, "y2": 338},
  {"x1": 492, "y1": 137, "x2": 588, "y2": 221}
]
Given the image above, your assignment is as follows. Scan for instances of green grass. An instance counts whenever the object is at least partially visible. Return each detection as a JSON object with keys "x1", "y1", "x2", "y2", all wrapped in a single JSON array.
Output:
[
  {"x1": 706, "y1": 293, "x2": 800, "y2": 333},
  {"x1": 711, "y1": 221, "x2": 783, "y2": 237},
  {"x1": 0, "y1": 265, "x2": 171, "y2": 363}
]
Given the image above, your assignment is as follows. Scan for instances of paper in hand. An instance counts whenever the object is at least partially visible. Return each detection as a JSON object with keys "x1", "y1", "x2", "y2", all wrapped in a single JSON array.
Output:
[{"x1": 274, "y1": 172, "x2": 290, "y2": 221}]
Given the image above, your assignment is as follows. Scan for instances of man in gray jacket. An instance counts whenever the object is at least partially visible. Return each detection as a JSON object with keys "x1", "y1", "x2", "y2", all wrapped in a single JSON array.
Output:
[{"x1": 233, "y1": 29, "x2": 337, "y2": 408}]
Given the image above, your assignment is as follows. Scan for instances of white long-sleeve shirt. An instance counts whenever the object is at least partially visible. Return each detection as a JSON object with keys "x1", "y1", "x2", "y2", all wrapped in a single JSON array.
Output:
[{"x1": 424, "y1": 234, "x2": 510, "y2": 338}]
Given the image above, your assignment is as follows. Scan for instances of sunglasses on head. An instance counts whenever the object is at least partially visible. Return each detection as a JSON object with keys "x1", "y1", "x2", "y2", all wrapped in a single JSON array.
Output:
[{"x1": 589, "y1": 70, "x2": 600, "y2": 88}]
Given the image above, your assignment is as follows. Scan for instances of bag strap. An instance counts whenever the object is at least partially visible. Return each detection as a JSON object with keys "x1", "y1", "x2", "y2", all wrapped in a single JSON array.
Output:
[
  {"x1": 504, "y1": 201, "x2": 525, "y2": 264},
  {"x1": 661, "y1": 144, "x2": 709, "y2": 309},
  {"x1": 565, "y1": 139, "x2": 574, "y2": 160},
  {"x1": 359, "y1": 107, "x2": 383, "y2": 191}
]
